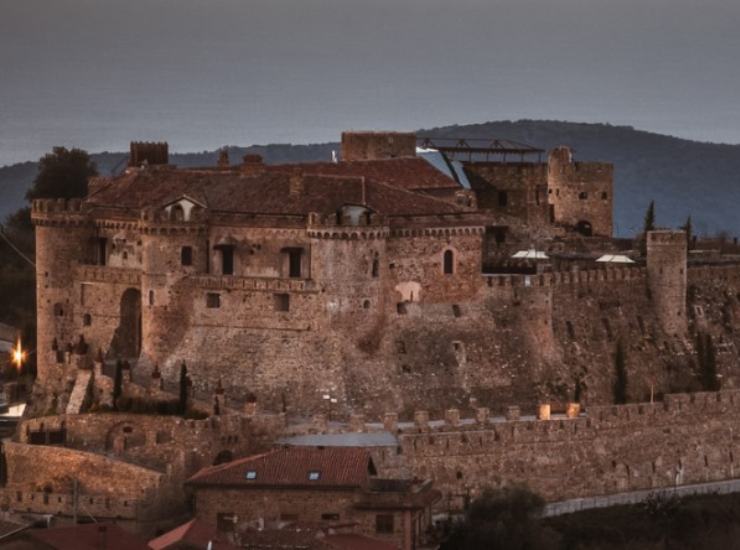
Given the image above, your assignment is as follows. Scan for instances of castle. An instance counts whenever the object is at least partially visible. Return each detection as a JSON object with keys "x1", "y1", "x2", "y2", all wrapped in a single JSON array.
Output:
[{"x1": 11, "y1": 130, "x2": 740, "y2": 536}]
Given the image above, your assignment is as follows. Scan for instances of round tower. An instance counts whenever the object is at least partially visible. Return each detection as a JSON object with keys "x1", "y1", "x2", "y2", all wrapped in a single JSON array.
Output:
[
  {"x1": 32, "y1": 199, "x2": 94, "y2": 382},
  {"x1": 646, "y1": 230, "x2": 687, "y2": 336}
]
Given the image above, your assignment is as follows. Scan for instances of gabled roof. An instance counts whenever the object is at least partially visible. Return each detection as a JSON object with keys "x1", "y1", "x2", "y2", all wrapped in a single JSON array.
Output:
[
  {"x1": 187, "y1": 447, "x2": 374, "y2": 490},
  {"x1": 148, "y1": 519, "x2": 239, "y2": 550}
]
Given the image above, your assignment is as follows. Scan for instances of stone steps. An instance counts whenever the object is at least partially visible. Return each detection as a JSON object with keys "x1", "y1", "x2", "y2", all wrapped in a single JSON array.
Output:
[{"x1": 65, "y1": 371, "x2": 92, "y2": 415}]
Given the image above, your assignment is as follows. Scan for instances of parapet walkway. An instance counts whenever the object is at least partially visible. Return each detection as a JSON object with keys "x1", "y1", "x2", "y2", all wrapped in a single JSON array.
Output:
[{"x1": 543, "y1": 478, "x2": 740, "y2": 517}]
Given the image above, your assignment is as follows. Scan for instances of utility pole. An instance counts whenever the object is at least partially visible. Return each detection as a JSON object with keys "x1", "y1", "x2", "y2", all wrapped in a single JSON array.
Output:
[{"x1": 72, "y1": 478, "x2": 78, "y2": 525}]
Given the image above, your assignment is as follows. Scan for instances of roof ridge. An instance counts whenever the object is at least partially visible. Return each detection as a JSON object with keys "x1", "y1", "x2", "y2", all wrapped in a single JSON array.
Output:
[{"x1": 187, "y1": 449, "x2": 277, "y2": 482}]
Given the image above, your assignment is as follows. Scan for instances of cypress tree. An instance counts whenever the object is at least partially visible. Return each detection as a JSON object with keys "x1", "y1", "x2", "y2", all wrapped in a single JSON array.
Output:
[
  {"x1": 179, "y1": 362, "x2": 188, "y2": 415},
  {"x1": 682, "y1": 215, "x2": 693, "y2": 249},
  {"x1": 643, "y1": 201, "x2": 656, "y2": 234},
  {"x1": 113, "y1": 359, "x2": 123, "y2": 408},
  {"x1": 613, "y1": 340, "x2": 628, "y2": 404}
]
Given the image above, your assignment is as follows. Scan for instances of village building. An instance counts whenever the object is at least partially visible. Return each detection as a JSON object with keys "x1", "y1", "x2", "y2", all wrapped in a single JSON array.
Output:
[{"x1": 185, "y1": 446, "x2": 439, "y2": 550}]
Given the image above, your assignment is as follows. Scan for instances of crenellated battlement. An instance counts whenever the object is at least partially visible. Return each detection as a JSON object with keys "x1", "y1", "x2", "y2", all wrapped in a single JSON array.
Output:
[
  {"x1": 483, "y1": 266, "x2": 647, "y2": 290},
  {"x1": 301, "y1": 390, "x2": 740, "y2": 442},
  {"x1": 31, "y1": 198, "x2": 89, "y2": 226}
]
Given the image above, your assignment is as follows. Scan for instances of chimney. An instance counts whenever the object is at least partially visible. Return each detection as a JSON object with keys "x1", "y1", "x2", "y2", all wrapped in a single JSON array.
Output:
[
  {"x1": 289, "y1": 174, "x2": 303, "y2": 197},
  {"x1": 217, "y1": 149, "x2": 230, "y2": 167},
  {"x1": 129, "y1": 142, "x2": 169, "y2": 167},
  {"x1": 241, "y1": 154, "x2": 264, "y2": 175}
]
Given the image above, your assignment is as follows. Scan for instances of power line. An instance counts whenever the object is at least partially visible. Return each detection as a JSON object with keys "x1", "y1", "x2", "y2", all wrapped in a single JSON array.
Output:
[{"x1": 0, "y1": 225, "x2": 35, "y2": 269}]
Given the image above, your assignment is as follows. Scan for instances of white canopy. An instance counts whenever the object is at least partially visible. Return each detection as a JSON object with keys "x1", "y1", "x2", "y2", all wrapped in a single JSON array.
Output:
[
  {"x1": 512, "y1": 249, "x2": 549, "y2": 260},
  {"x1": 596, "y1": 254, "x2": 636, "y2": 264}
]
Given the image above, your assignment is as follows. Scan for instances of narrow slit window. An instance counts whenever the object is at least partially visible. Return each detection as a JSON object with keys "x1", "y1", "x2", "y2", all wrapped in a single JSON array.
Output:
[{"x1": 443, "y1": 250, "x2": 454, "y2": 275}]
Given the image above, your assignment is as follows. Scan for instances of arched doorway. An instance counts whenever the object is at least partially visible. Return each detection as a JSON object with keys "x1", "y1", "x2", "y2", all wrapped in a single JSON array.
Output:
[
  {"x1": 575, "y1": 220, "x2": 593, "y2": 237},
  {"x1": 111, "y1": 289, "x2": 141, "y2": 359}
]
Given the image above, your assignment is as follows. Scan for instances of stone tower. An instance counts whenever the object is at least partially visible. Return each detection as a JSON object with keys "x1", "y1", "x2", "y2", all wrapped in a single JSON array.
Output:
[
  {"x1": 547, "y1": 146, "x2": 613, "y2": 237},
  {"x1": 646, "y1": 230, "x2": 687, "y2": 336},
  {"x1": 32, "y1": 198, "x2": 93, "y2": 382},
  {"x1": 340, "y1": 132, "x2": 416, "y2": 161}
]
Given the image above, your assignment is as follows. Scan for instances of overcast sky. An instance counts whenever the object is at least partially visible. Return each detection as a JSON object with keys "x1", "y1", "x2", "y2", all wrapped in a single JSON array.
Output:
[{"x1": 1, "y1": 0, "x2": 739, "y2": 165}]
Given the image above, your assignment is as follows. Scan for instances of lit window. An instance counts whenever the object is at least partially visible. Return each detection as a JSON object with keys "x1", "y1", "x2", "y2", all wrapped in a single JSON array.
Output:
[
  {"x1": 308, "y1": 471, "x2": 321, "y2": 481},
  {"x1": 245, "y1": 471, "x2": 257, "y2": 480}
]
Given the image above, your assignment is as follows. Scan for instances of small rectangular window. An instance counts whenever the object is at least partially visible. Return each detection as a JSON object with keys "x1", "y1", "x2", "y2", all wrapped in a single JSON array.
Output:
[
  {"x1": 376, "y1": 514, "x2": 394, "y2": 533},
  {"x1": 497, "y1": 191, "x2": 508, "y2": 207},
  {"x1": 181, "y1": 246, "x2": 193, "y2": 266},
  {"x1": 308, "y1": 471, "x2": 321, "y2": 481},
  {"x1": 245, "y1": 470, "x2": 257, "y2": 480},
  {"x1": 274, "y1": 293, "x2": 290, "y2": 312},
  {"x1": 322, "y1": 513, "x2": 340, "y2": 521},
  {"x1": 207, "y1": 293, "x2": 221, "y2": 309}
]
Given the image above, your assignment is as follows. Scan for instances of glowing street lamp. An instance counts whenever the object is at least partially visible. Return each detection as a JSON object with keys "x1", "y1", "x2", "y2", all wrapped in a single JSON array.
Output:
[{"x1": 11, "y1": 338, "x2": 26, "y2": 370}]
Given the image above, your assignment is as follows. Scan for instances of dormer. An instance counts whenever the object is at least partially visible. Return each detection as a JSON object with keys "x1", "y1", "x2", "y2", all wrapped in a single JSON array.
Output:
[{"x1": 162, "y1": 195, "x2": 206, "y2": 223}]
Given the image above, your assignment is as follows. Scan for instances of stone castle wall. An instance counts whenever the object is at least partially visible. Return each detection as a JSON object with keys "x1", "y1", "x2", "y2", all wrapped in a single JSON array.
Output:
[{"x1": 315, "y1": 390, "x2": 740, "y2": 510}]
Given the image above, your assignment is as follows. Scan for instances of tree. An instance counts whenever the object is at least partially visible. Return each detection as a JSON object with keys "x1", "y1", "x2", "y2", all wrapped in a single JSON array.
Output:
[
  {"x1": 682, "y1": 215, "x2": 693, "y2": 249},
  {"x1": 113, "y1": 360, "x2": 123, "y2": 408},
  {"x1": 440, "y1": 486, "x2": 554, "y2": 550},
  {"x1": 179, "y1": 362, "x2": 188, "y2": 415},
  {"x1": 643, "y1": 200, "x2": 656, "y2": 234},
  {"x1": 26, "y1": 147, "x2": 97, "y2": 200},
  {"x1": 698, "y1": 333, "x2": 720, "y2": 391},
  {"x1": 613, "y1": 339, "x2": 628, "y2": 404}
]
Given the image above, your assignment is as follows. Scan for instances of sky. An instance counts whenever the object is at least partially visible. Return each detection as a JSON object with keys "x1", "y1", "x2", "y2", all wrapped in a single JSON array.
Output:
[{"x1": 1, "y1": 0, "x2": 740, "y2": 166}]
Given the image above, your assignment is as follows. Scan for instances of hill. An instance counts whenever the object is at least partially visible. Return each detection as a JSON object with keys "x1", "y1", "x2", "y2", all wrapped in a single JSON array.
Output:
[{"x1": 2, "y1": 121, "x2": 739, "y2": 237}]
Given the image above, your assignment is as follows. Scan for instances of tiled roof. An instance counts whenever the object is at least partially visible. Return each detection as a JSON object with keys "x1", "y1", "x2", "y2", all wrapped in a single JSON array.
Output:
[
  {"x1": 187, "y1": 447, "x2": 373, "y2": 489},
  {"x1": 148, "y1": 519, "x2": 239, "y2": 550},
  {"x1": 324, "y1": 534, "x2": 399, "y2": 550},
  {"x1": 268, "y1": 157, "x2": 460, "y2": 191},
  {"x1": 26, "y1": 523, "x2": 150, "y2": 550},
  {"x1": 86, "y1": 169, "x2": 463, "y2": 217}
]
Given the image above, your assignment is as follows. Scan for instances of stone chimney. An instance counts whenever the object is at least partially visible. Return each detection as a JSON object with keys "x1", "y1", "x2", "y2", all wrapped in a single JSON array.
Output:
[
  {"x1": 129, "y1": 142, "x2": 169, "y2": 167},
  {"x1": 217, "y1": 149, "x2": 230, "y2": 167},
  {"x1": 241, "y1": 154, "x2": 264, "y2": 175},
  {"x1": 289, "y1": 174, "x2": 303, "y2": 197},
  {"x1": 340, "y1": 131, "x2": 416, "y2": 161}
]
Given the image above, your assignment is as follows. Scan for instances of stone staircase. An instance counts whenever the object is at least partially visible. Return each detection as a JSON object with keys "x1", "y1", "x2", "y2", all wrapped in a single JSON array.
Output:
[{"x1": 65, "y1": 370, "x2": 93, "y2": 414}]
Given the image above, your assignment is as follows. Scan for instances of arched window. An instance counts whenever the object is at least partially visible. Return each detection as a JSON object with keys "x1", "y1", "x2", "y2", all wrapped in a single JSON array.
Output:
[
  {"x1": 443, "y1": 250, "x2": 454, "y2": 275},
  {"x1": 83, "y1": 314, "x2": 92, "y2": 326},
  {"x1": 148, "y1": 290, "x2": 154, "y2": 306},
  {"x1": 371, "y1": 258, "x2": 379, "y2": 278}
]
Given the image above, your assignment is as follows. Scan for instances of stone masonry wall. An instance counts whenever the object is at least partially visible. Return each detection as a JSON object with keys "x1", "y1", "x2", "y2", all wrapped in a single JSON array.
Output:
[{"x1": 362, "y1": 390, "x2": 740, "y2": 510}]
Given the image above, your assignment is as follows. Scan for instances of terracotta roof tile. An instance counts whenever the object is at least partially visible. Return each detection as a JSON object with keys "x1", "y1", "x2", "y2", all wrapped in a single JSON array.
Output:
[
  {"x1": 187, "y1": 447, "x2": 373, "y2": 489},
  {"x1": 268, "y1": 157, "x2": 459, "y2": 191},
  {"x1": 324, "y1": 533, "x2": 400, "y2": 550},
  {"x1": 27, "y1": 523, "x2": 149, "y2": 550},
  {"x1": 86, "y1": 169, "x2": 463, "y2": 218},
  {"x1": 148, "y1": 519, "x2": 239, "y2": 550}
]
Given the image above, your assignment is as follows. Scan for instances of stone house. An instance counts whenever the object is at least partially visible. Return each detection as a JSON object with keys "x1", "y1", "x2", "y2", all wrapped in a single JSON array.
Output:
[{"x1": 185, "y1": 446, "x2": 440, "y2": 550}]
